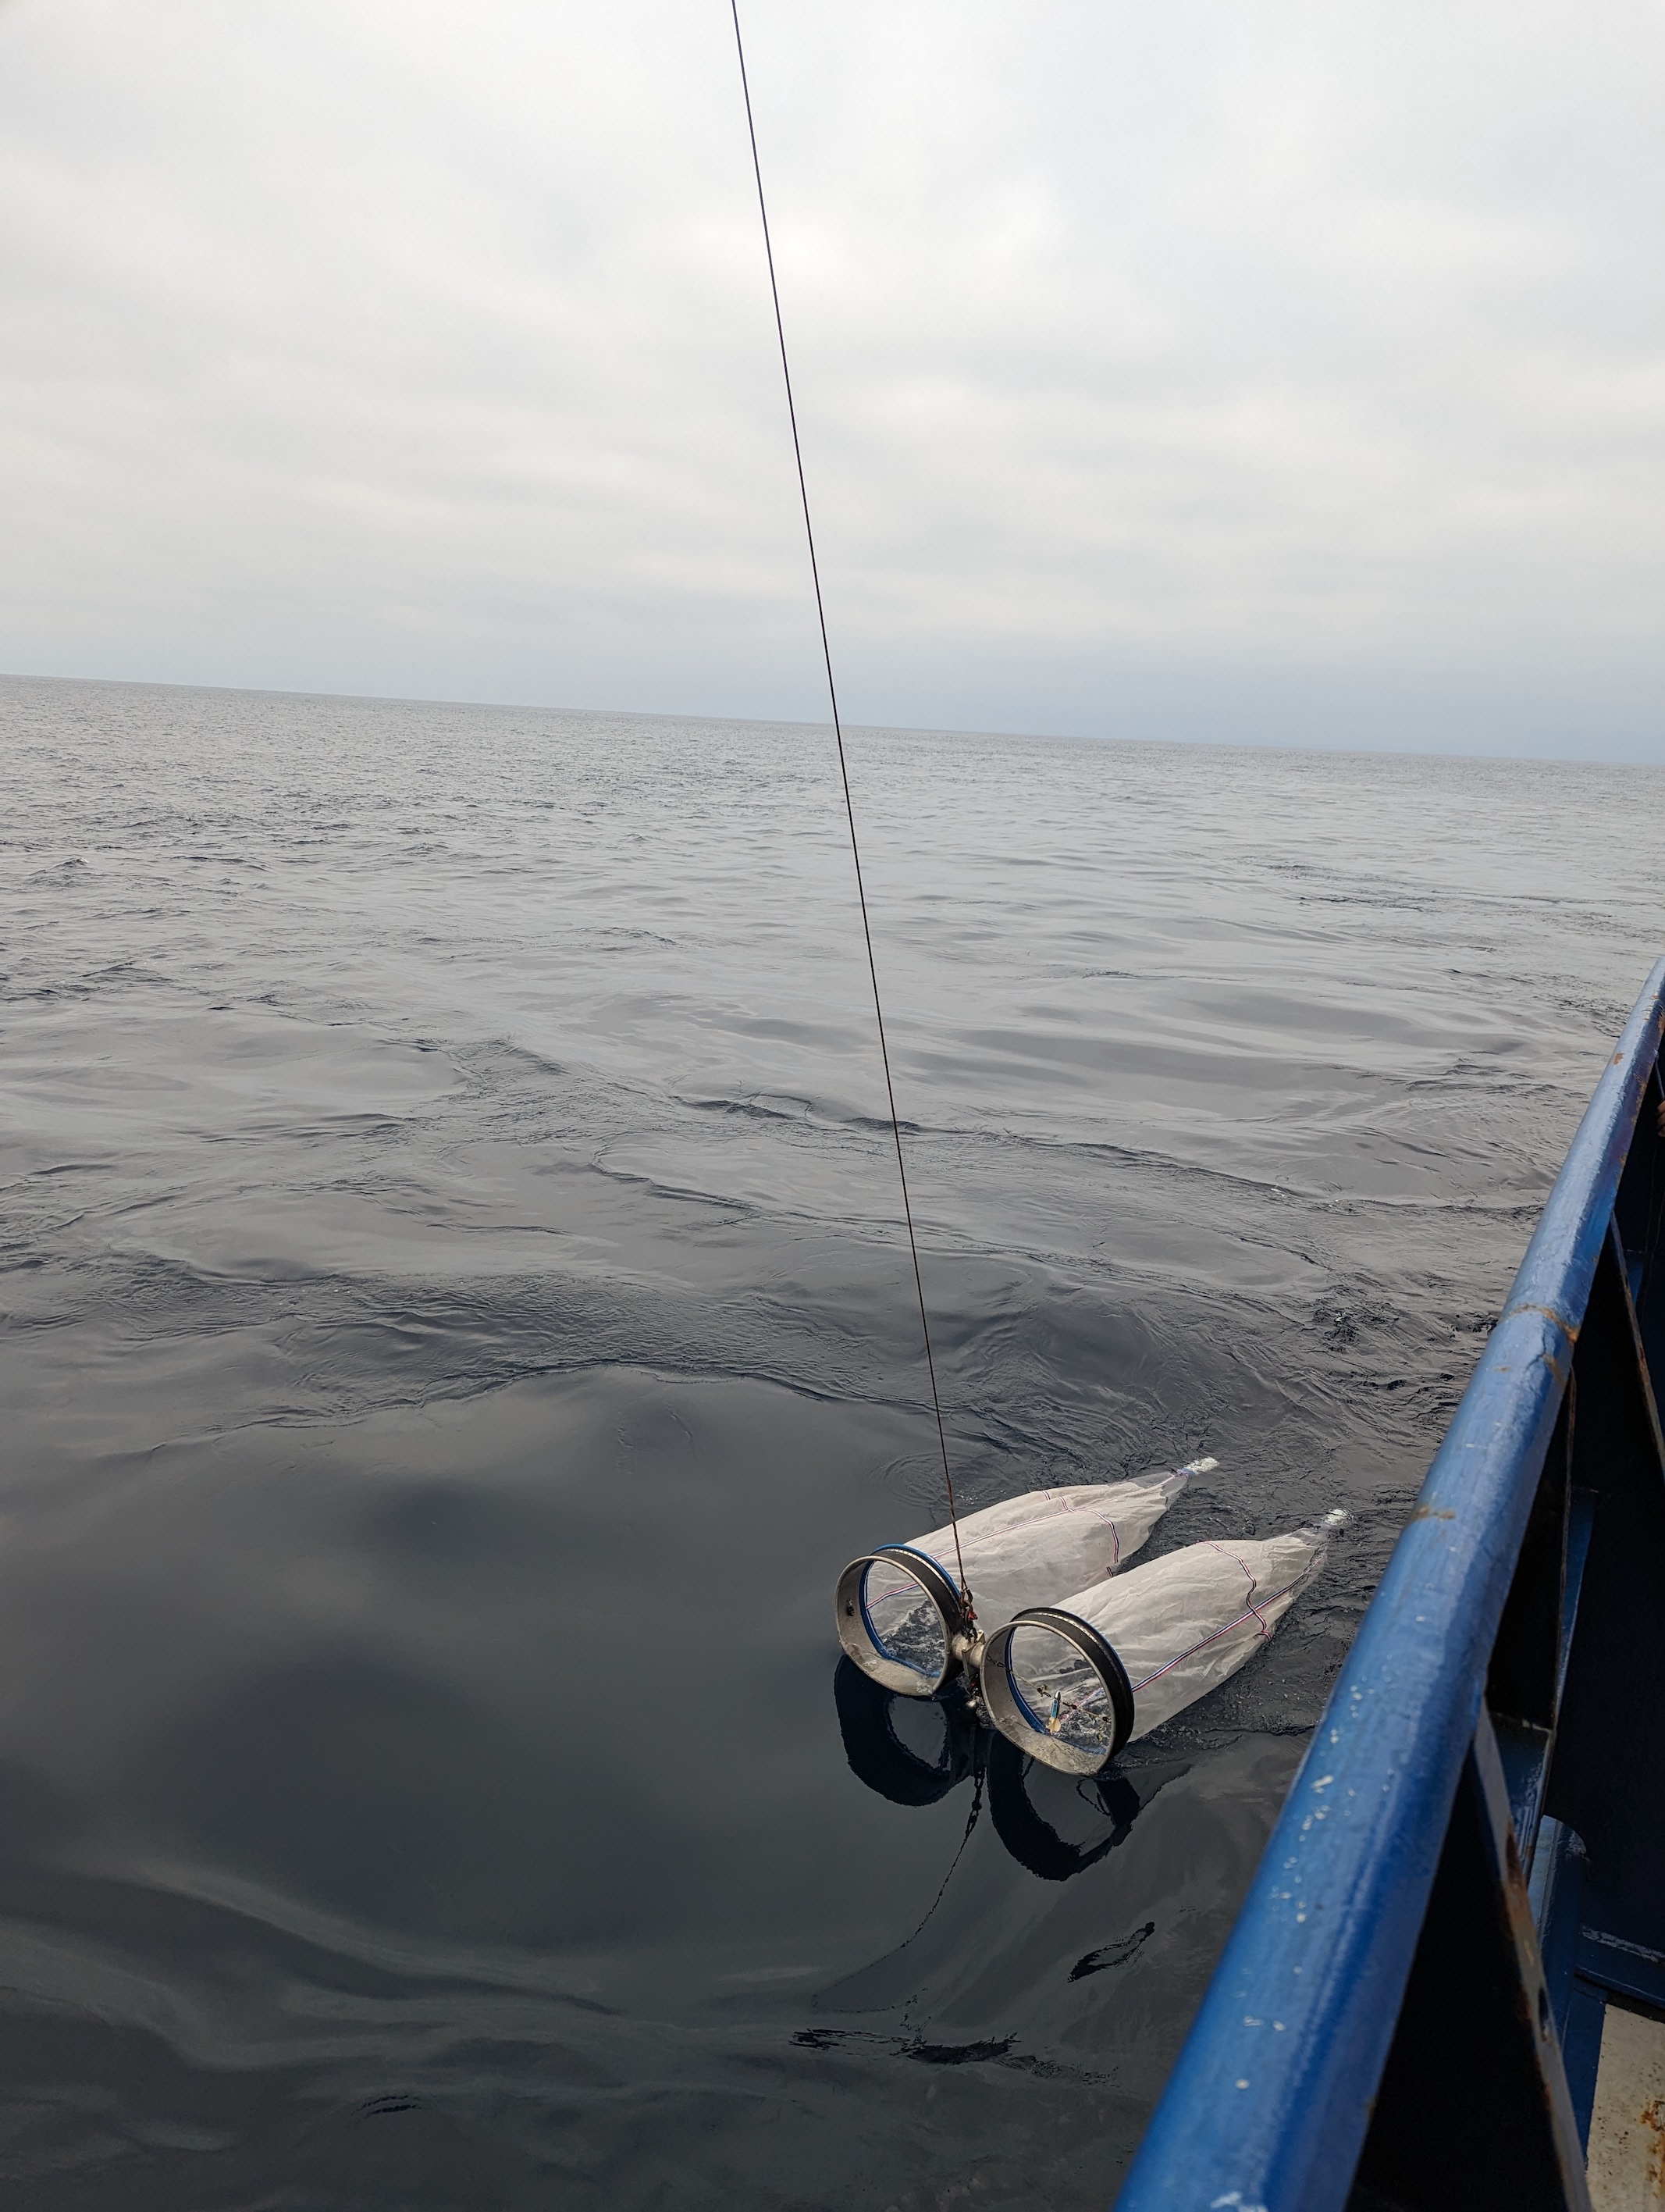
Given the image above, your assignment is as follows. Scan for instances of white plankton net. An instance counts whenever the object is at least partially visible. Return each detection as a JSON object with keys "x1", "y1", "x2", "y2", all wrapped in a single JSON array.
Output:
[{"x1": 980, "y1": 1512, "x2": 1347, "y2": 1773}]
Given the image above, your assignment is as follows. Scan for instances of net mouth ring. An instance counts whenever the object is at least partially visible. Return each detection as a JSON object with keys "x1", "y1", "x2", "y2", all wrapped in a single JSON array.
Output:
[
  {"x1": 980, "y1": 1607, "x2": 1136, "y2": 1774},
  {"x1": 834, "y1": 1544, "x2": 966, "y2": 1697}
]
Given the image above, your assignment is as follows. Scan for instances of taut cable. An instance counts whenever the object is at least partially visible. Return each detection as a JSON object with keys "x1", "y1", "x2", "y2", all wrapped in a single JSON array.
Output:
[{"x1": 728, "y1": 2, "x2": 972, "y2": 1619}]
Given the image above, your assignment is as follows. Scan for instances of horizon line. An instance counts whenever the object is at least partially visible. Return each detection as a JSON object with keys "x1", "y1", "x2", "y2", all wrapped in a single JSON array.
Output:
[{"x1": 3, "y1": 664, "x2": 1660, "y2": 774}]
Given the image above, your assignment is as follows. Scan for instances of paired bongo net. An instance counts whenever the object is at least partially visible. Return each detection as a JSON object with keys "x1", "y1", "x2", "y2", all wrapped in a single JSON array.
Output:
[
  {"x1": 836, "y1": 1475, "x2": 1344, "y2": 1775},
  {"x1": 835, "y1": 1462, "x2": 1215, "y2": 1698}
]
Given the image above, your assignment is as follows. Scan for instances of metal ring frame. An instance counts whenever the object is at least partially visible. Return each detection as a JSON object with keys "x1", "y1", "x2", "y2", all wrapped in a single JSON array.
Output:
[
  {"x1": 981, "y1": 1605, "x2": 1137, "y2": 1775},
  {"x1": 834, "y1": 1544, "x2": 967, "y2": 1697}
]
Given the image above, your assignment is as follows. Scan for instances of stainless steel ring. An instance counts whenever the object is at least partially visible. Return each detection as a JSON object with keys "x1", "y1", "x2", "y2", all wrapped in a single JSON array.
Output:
[
  {"x1": 980, "y1": 1605, "x2": 1135, "y2": 1774},
  {"x1": 834, "y1": 1544, "x2": 967, "y2": 1697}
]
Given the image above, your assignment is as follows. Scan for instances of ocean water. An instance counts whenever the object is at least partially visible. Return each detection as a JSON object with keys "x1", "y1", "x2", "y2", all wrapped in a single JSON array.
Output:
[{"x1": 2, "y1": 671, "x2": 1660, "y2": 2210}]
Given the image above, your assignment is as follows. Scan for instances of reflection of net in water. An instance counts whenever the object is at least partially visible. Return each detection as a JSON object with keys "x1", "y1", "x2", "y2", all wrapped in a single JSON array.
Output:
[
  {"x1": 861, "y1": 1562, "x2": 949, "y2": 1683},
  {"x1": 885, "y1": 1695, "x2": 952, "y2": 1771},
  {"x1": 1004, "y1": 1622, "x2": 1118, "y2": 1757}
]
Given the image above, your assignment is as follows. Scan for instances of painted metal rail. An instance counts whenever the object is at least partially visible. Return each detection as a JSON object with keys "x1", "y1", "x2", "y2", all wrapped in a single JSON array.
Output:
[{"x1": 1117, "y1": 958, "x2": 1665, "y2": 2210}]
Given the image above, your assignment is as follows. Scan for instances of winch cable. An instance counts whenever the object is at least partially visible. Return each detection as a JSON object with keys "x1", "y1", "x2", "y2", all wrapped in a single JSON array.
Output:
[{"x1": 729, "y1": 2, "x2": 973, "y2": 1621}]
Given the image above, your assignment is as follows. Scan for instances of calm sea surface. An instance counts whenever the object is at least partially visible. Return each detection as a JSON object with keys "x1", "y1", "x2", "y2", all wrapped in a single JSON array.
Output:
[{"x1": 2, "y1": 672, "x2": 1661, "y2": 2208}]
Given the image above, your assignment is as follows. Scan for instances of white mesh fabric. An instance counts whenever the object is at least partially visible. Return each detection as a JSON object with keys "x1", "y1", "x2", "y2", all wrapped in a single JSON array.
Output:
[
  {"x1": 898, "y1": 1462, "x2": 1204, "y2": 1633},
  {"x1": 1062, "y1": 1523, "x2": 1332, "y2": 1740}
]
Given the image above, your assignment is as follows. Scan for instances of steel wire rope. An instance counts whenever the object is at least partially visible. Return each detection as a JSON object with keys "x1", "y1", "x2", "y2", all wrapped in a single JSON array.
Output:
[{"x1": 728, "y1": 2, "x2": 973, "y2": 1617}]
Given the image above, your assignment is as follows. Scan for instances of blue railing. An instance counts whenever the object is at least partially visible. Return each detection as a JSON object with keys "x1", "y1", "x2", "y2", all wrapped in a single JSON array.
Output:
[{"x1": 1117, "y1": 957, "x2": 1665, "y2": 2210}]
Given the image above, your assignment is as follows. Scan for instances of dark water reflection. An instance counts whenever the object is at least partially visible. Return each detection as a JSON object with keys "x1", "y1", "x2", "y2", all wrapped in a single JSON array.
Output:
[
  {"x1": 834, "y1": 1655, "x2": 1189, "y2": 1883},
  {"x1": 2, "y1": 675, "x2": 1661, "y2": 2206}
]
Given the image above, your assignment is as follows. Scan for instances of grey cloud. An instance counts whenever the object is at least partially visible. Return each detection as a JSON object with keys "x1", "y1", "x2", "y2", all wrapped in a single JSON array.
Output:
[{"x1": 2, "y1": 0, "x2": 1663, "y2": 756}]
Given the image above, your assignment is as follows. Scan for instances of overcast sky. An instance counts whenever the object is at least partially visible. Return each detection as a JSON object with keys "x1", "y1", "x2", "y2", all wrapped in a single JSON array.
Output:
[{"x1": 4, "y1": 0, "x2": 1664, "y2": 757}]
